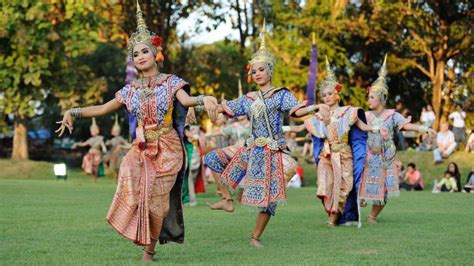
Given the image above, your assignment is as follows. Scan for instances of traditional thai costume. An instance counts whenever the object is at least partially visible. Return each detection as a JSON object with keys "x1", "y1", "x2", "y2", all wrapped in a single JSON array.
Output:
[
  {"x1": 305, "y1": 58, "x2": 367, "y2": 222},
  {"x1": 358, "y1": 56, "x2": 408, "y2": 205},
  {"x1": 81, "y1": 118, "x2": 106, "y2": 177},
  {"x1": 105, "y1": 115, "x2": 129, "y2": 173},
  {"x1": 105, "y1": 4, "x2": 189, "y2": 246},
  {"x1": 213, "y1": 26, "x2": 300, "y2": 215}
]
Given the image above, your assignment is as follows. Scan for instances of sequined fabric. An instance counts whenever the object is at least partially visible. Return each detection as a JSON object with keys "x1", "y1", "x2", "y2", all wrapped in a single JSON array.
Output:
[
  {"x1": 305, "y1": 106, "x2": 358, "y2": 214},
  {"x1": 358, "y1": 110, "x2": 408, "y2": 204},
  {"x1": 107, "y1": 74, "x2": 188, "y2": 246},
  {"x1": 218, "y1": 88, "x2": 299, "y2": 212}
]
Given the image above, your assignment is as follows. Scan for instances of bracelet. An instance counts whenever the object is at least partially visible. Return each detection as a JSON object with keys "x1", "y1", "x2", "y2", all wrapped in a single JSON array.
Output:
[
  {"x1": 196, "y1": 95, "x2": 205, "y2": 106},
  {"x1": 70, "y1": 108, "x2": 82, "y2": 118}
]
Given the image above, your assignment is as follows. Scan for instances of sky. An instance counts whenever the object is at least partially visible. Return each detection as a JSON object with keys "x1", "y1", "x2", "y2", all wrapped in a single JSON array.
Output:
[{"x1": 176, "y1": 5, "x2": 240, "y2": 45}]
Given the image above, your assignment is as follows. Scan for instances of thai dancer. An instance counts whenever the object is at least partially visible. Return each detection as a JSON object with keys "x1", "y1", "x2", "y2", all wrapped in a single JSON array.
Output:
[
  {"x1": 105, "y1": 114, "x2": 129, "y2": 183},
  {"x1": 207, "y1": 21, "x2": 321, "y2": 247},
  {"x1": 56, "y1": 2, "x2": 218, "y2": 261},
  {"x1": 72, "y1": 117, "x2": 107, "y2": 181},
  {"x1": 305, "y1": 57, "x2": 372, "y2": 227},
  {"x1": 358, "y1": 55, "x2": 434, "y2": 224}
]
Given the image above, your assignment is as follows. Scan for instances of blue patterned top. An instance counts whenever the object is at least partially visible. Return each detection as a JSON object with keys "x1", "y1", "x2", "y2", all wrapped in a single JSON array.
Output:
[{"x1": 222, "y1": 88, "x2": 299, "y2": 146}]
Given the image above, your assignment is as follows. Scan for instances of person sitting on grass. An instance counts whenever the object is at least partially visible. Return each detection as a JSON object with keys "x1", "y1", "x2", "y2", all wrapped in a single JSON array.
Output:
[
  {"x1": 436, "y1": 172, "x2": 458, "y2": 192},
  {"x1": 433, "y1": 122, "x2": 457, "y2": 164},
  {"x1": 465, "y1": 130, "x2": 474, "y2": 153},
  {"x1": 399, "y1": 163, "x2": 423, "y2": 191},
  {"x1": 446, "y1": 162, "x2": 462, "y2": 193},
  {"x1": 463, "y1": 166, "x2": 474, "y2": 193}
]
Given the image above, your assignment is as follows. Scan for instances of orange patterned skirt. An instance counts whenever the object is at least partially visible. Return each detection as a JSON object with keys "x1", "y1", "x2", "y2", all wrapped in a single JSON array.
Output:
[{"x1": 106, "y1": 129, "x2": 184, "y2": 246}]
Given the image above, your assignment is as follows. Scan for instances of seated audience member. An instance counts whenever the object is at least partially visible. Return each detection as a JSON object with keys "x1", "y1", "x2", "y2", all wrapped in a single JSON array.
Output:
[
  {"x1": 465, "y1": 131, "x2": 474, "y2": 153},
  {"x1": 463, "y1": 166, "x2": 474, "y2": 193},
  {"x1": 436, "y1": 172, "x2": 458, "y2": 192},
  {"x1": 416, "y1": 131, "x2": 437, "y2": 151},
  {"x1": 399, "y1": 163, "x2": 423, "y2": 191},
  {"x1": 433, "y1": 122, "x2": 456, "y2": 164},
  {"x1": 446, "y1": 162, "x2": 462, "y2": 193},
  {"x1": 420, "y1": 104, "x2": 436, "y2": 128}
]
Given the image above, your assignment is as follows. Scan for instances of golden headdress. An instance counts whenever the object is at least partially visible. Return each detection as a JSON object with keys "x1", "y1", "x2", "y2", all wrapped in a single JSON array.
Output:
[
  {"x1": 112, "y1": 113, "x2": 121, "y2": 133},
  {"x1": 90, "y1": 117, "x2": 99, "y2": 132},
  {"x1": 248, "y1": 19, "x2": 276, "y2": 72},
  {"x1": 369, "y1": 54, "x2": 389, "y2": 105},
  {"x1": 127, "y1": 1, "x2": 163, "y2": 59},
  {"x1": 319, "y1": 56, "x2": 342, "y2": 95}
]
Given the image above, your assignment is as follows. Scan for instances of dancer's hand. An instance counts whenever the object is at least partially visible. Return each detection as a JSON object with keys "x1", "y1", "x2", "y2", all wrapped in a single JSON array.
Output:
[
  {"x1": 203, "y1": 96, "x2": 218, "y2": 121},
  {"x1": 318, "y1": 104, "x2": 330, "y2": 125},
  {"x1": 380, "y1": 127, "x2": 389, "y2": 140},
  {"x1": 186, "y1": 107, "x2": 197, "y2": 124},
  {"x1": 55, "y1": 110, "x2": 74, "y2": 137}
]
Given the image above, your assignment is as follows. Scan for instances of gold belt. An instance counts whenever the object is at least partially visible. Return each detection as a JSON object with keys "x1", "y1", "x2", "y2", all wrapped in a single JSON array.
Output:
[
  {"x1": 144, "y1": 127, "x2": 171, "y2": 142},
  {"x1": 330, "y1": 143, "x2": 348, "y2": 152},
  {"x1": 247, "y1": 136, "x2": 279, "y2": 150}
]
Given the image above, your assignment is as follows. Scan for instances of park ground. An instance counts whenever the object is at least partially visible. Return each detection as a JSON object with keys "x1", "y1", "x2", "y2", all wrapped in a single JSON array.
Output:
[{"x1": 0, "y1": 151, "x2": 473, "y2": 265}]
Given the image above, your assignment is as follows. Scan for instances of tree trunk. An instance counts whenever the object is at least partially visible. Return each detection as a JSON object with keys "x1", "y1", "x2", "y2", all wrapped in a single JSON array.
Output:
[
  {"x1": 11, "y1": 118, "x2": 29, "y2": 160},
  {"x1": 431, "y1": 59, "x2": 445, "y2": 131}
]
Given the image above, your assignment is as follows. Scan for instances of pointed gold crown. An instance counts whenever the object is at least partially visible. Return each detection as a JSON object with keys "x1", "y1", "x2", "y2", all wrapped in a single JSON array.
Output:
[
  {"x1": 320, "y1": 56, "x2": 342, "y2": 94},
  {"x1": 112, "y1": 113, "x2": 121, "y2": 132},
  {"x1": 369, "y1": 54, "x2": 389, "y2": 104},
  {"x1": 127, "y1": 1, "x2": 160, "y2": 58},
  {"x1": 248, "y1": 19, "x2": 276, "y2": 68},
  {"x1": 90, "y1": 117, "x2": 99, "y2": 131}
]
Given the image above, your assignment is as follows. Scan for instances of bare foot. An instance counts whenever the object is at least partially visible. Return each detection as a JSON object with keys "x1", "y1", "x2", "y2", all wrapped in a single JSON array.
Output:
[
  {"x1": 326, "y1": 221, "x2": 336, "y2": 227},
  {"x1": 207, "y1": 199, "x2": 234, "y2": 212},
  {"x1": 368, "y1": 215, "x2": 378, "y2": 224},
  {"x1": 142, "y1": 249, "x2": 155, "y2": 262},
  {"x1": 250, "y1": 237, "x2": 264, "y2": 248}
]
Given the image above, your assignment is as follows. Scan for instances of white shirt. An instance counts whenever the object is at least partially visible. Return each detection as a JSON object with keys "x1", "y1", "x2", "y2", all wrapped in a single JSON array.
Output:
[
  {"x1": 420, "y1": 111, "x2": 435, "y2": 126},
  {"x1": 437, "y1": 130, "x2": 455, "y2": 148},
  {"x1": 448, "y1": 111, "x2": 466, "y2": 128}
]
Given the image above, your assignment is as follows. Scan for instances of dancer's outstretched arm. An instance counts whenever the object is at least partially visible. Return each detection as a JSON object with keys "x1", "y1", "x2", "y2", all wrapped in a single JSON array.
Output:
[
  {"x1": 402, "y1": 122, "x2": 435, "y2": 135},
  {"x1": 56, "y1": 99, "x2": 123, "y2": 137},
  {"x1": 175, "y1": 90, "x2": 218, "y2": 121}
]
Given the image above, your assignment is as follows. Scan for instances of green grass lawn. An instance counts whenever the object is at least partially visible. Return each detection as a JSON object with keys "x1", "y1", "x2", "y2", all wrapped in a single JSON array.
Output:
[{"x1": 0, "y1": 152, "x2": 473, "y2": 265}]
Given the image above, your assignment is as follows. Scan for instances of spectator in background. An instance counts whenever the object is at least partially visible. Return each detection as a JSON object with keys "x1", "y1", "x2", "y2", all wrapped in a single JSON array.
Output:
[
  {"x1": 463, "y1": 166, "x2": 474, "y2": 193},
  {"x1": 416, "y1": 131, "x2": 437, "y2": 151},
  {"x1": 399, "y1": 163, "x2": 424, "y2": 191},
  {"x1": 465, "y1": 130, "x2": 474, "y2": 153},
  {"x1": 433, "y1": 122, "x2": 456, "y2": 164},
  {"x1": 394, "y1": 101, "x2": 408, "y2": 150},
  {"x1": 448, "y1": 104, "x2": 466, "y2": 150},
  {"x1": 420, "y1": 104, "x2": 436, "y2": 128},
  {"x1": 436, "y1": 172, "x2": 458, "y2": 192},
  {"x1": 446, "y1": 162, "x2": 462, "y2": 193}
]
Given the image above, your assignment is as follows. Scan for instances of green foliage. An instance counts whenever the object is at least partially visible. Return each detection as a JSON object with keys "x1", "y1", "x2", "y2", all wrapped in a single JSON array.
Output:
[
  {"x1": 0, "y1": 1, "x2": 121, "y2": 119},
  {"x1": 175, "y1": 41, "x2": 248, "y2": 99}
]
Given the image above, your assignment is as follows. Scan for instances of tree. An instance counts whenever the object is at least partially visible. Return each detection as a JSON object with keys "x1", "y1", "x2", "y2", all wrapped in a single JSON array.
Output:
[
  {"x1": 366, "y1": 0, "x2": 473, "y2": 129},
  {"x1": 0, "y1": 1, "x2": 115, "y2": 159}
]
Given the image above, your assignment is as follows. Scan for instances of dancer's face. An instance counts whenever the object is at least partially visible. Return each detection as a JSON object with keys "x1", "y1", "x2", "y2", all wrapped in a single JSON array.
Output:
[
  {"x1": 321, "y1": 88, "x2": 337, "y2": 106},
  {"x1": 133, "y1": 43, "x2": 161, "y2": 72},
  {"x1": 111, "y1": 128, "x2": 120, "y2": 137},
  {"x1": 368, "y1": 91, "x2": 382, "y2": 110},
  {"x1": 90, "y1": 128, "x2": 99, "y2": 137},
  {"x1": 250, "y1": 63, "x2": 271, "y2": 86}
]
